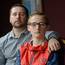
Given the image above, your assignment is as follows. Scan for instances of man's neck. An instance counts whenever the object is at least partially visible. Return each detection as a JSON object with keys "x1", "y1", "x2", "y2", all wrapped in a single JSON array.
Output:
[{"x1": 12, "y1": 27, "x2": 26, "y2": 38}]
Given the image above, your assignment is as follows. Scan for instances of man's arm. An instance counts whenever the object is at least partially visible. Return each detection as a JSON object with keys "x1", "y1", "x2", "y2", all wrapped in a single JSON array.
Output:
[
  {"x1": 45, "y1": 31, "x2": 61, "y2": 51},
  {"x1": 45, "y1": 31, "x2": 59, "y2": 40},
  {"x1": 0, "y1": 49, "x2": 6, "y2": 65}
]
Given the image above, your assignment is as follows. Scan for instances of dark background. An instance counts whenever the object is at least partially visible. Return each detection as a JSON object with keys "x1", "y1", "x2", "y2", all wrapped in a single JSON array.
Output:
[
  {"x1": 44, "y1": 0, "x2": 65, "y2": 38},
  {"x1": 0, "y1": 0, "x2": 21, "y2": 37},
  {"x1": 0, "y1": 0, "x2": 65, "y2": 37}
]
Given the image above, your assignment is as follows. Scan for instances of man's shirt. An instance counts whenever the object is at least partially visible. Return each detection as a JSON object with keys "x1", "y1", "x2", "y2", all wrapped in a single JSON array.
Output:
[
  {"x1": 0, "y1": 29, "x2": 31, "y2": 65},
  {"x1": 0, "y1": 30, "x2": 59, "y2": 65}
]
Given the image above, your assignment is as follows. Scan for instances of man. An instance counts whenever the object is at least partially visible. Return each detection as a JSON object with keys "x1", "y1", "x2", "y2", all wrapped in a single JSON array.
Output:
[{"x1": 0, "y1": 4, "x2": 60, "y2": 65}]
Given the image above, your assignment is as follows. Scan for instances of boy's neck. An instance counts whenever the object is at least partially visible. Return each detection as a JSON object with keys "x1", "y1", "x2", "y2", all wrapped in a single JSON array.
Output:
[{"x1": 32, "y1": 37, "x2": 46, "y2": 46}]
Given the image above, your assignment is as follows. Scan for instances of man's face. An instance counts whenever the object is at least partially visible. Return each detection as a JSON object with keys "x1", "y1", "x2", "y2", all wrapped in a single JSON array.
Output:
[
  {"x1": 28, "y1": 15, "x2": 48, "y2": 39},
  {"x1": 10, "y1": 6, "x2": 27, "y2": 28}
]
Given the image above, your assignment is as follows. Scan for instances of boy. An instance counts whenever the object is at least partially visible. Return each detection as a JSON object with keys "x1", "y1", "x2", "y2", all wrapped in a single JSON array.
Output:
[{"x1": 16, "y1": 13, "x2": 59, "y2": 65}]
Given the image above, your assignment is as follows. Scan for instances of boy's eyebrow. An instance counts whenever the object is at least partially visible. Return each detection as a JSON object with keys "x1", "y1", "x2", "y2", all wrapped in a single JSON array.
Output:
[{"x1": 28, "y1": 22, "x2": 46, "y2": 24}]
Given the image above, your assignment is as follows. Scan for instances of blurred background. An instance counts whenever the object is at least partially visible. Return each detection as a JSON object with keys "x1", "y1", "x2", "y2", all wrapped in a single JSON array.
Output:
[{"x1": 0, "y1": 0, "x2": 65, "y2": 38}]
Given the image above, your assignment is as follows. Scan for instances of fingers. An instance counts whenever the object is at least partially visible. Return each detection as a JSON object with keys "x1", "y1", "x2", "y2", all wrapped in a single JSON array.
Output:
[
  {"x1": 48, "y1": 38, "x2": 61, "y2": 52},
  {"x1": 48, "y1": 46, "x2": 52, "y2": 53},
  {"x1": 54, "y1": 42, "x2": 61, "y2": 51},
  {"x1": 50, "y1": 43, "x2": 60, "y2": 51}
]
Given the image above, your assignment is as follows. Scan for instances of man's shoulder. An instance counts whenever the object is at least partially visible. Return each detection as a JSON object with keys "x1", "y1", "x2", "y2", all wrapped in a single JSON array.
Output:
[{"x1": 0, "y1": 32, "x2": 10, "y2": 43}]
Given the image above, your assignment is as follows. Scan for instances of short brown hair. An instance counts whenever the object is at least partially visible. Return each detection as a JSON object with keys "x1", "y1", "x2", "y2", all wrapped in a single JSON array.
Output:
[
  {"x1": 10, "y1": 3, "x2": 29, "y2": 18},
  {"x1": 28, "y1": 12, "x2": 49, "y2": 25}
]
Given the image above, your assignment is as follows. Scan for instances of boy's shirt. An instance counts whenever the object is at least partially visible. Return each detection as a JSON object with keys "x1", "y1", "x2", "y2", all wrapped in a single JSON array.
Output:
[{"x1": 16, "y1": 41, "x2": 59, "y2": 65}]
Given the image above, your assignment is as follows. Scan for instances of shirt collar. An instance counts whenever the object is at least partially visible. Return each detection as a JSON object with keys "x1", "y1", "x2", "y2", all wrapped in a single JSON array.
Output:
[{"x1": 8, "y1": 29, "x2": 29, "y2": 39}]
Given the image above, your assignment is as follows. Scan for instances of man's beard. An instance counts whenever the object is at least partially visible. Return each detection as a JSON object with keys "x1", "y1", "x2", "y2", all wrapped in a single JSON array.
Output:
[
  {"x1": 12, "y1": 21, "x2": 27, "y2": 28},
  {"x1": 12, "y1": 23, "x2": 26, "y2": 28}
]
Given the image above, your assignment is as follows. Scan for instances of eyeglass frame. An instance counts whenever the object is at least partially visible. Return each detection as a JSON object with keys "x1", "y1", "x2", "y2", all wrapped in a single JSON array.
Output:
[{"x1": 27, "y1": 22, "x2": 47, "y2": 27}]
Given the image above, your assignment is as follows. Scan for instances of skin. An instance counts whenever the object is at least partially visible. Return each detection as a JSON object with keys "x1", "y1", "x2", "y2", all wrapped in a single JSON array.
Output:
[
  {"x1": 48, "y1": 38, "x2": 60, "y2": 52},
  {"x1": 27, "y1": 14, "x2": 48, "y2": 46}
]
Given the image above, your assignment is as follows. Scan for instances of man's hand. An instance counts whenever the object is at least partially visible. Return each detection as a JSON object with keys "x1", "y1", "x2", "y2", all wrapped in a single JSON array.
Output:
[{"x1": 48, "y1": 38, "x2": 61, "y2": 52}]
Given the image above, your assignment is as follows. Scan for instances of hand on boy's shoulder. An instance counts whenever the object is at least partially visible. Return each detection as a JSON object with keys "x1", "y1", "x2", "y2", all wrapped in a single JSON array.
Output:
[{"x1": 48, "y1": 38, "x2": 61, "y2": 52}]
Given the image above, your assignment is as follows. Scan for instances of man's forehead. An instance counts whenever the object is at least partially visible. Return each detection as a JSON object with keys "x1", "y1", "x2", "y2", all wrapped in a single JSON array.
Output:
[{"x1": 11, "y1": 6, "x2": 25, "y2": 12}]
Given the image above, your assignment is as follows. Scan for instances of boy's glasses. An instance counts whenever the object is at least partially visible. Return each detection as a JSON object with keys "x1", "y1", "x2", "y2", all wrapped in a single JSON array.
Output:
[{"x1": 27, "y1": 22, "x2": 46, "y2": 27}]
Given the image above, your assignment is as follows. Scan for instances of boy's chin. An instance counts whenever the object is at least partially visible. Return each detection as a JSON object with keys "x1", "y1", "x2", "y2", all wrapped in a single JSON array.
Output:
[{"x1": 36, "y1": 34, "x2": 43, "y2": 39}]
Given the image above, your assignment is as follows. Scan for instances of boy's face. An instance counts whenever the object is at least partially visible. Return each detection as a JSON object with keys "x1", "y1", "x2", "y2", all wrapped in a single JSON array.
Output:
[{"x1": 27, "y1": 15, "x2": 48, "y2": 39}]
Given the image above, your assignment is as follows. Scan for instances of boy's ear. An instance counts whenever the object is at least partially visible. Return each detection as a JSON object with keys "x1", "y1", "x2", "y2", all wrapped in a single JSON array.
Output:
[
  {"x1": 27, "y1": 25, "x2": 30, "y2": 31},
  {"x1": 46, "y1": 25, "x2": 50, "y2": 31}
]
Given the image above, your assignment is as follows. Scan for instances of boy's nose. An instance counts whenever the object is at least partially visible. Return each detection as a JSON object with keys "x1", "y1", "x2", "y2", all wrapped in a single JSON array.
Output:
[{"x1": 36, "y1": 25, "x2": 40, "y2": 29}]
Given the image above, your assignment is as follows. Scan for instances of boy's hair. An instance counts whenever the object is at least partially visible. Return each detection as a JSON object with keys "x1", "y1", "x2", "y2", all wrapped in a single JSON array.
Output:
[{"x1": 29, "y1": 12, "x2": 49, "y2": 25}]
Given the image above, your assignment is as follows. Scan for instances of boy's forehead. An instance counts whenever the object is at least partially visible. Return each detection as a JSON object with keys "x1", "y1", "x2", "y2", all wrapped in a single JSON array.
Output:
[
  {"x1": 30, "y1": 15, "x2": 44, "y2": 18},
  {"x1": 28, "y1": 15, "x2": 45, "y2": 23}
]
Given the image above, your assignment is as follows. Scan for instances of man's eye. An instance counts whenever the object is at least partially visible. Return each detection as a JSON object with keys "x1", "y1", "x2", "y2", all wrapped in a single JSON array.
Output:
[
  {"x1": 21, "y1": 13, "x2": 25, "y2": 15},
  {"x1": 13, "y1": 13, "x2": 17, "y2": 16}
]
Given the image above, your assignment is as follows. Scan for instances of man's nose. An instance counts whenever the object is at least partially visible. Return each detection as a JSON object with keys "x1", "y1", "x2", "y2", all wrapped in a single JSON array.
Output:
[{"x1": 16, "y1": 14, "x2": 20, "y2": 18}]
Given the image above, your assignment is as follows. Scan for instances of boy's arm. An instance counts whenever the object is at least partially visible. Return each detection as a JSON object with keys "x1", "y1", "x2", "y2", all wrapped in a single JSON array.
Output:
[{"x1": 47, "y1": 53, "x2": 59, "y2": 65}]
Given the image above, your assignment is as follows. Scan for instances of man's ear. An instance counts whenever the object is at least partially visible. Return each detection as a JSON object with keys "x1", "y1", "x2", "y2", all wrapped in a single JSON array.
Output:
[{"x1": 9, "y1": 16, "x2": 11, "y2": 24}]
